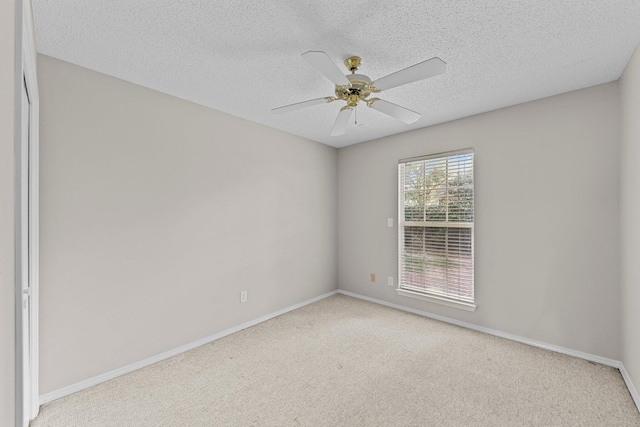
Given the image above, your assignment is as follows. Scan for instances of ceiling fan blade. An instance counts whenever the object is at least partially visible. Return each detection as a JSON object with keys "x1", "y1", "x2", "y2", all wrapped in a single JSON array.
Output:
[
  {"x1": 302, "y1": 51, "x2": 350, "y2": 86},
  {"x1": 271, "y1": 97, "x2": 331, "y2": 114},
  {"x1": 331, "y1": 107, "x2": 353, "y2": 136},
  {"x1": 373, "y1": 57, "x2": 446, "y2": 91},
  {"x1": 368, "y1": 99, "x2": 421, "y2": 124}
]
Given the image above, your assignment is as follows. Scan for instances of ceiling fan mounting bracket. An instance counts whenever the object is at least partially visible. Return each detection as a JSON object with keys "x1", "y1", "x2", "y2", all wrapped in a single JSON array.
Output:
[{"x1": 344, "y1": 56, "x2": 362, "y2": 73}]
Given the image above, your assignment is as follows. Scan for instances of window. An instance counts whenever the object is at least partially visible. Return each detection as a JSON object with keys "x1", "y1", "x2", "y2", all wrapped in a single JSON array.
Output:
[{"x1": 397, "y1": 149, "x2": 475, "y2": 311}]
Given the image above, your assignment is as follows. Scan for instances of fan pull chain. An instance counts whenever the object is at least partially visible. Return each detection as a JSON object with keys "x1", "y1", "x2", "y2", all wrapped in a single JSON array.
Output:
[{"x1": 354, "y1": 106, "x2": 358, "y2": 125}]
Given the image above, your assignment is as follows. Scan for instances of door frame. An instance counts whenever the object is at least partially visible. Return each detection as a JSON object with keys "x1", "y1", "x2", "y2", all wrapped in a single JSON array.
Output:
[{"x1": 17, "y1": 0, "x2": 40, "y2": 422}]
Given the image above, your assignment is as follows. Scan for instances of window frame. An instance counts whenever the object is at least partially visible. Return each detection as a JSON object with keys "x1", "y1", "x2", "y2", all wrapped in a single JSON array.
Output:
[{"x1": 397, "y1": 148, "x2": 476, "y2": 312}]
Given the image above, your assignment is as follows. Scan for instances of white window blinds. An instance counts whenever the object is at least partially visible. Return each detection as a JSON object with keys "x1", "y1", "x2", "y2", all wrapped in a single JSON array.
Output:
[{"x1": 398, "y1": 149, "x2": 474, "y2": 306}]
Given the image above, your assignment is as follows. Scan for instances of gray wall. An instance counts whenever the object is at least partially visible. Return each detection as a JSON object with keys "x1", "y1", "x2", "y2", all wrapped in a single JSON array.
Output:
[
  {"x1": 38, "y1": 55, "x2": 338, "y2": 394},
  {"x1": 338, "y1": 83, "x2": 621, "y2": 360},
  {"x1": 36, "y1": 50, "x2": 629, "y2": 398},
  {"x1": 1, "y1": 0, "x2": 17, "y2": 425},
  {"x1": 621, "y1": 44, "x2": 640, "y2": 398}
]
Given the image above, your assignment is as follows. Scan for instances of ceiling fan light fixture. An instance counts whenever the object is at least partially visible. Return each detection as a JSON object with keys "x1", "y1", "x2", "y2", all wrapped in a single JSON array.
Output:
[{"x1": 272, "y1": 52, "x2": 445, "y2": 135}]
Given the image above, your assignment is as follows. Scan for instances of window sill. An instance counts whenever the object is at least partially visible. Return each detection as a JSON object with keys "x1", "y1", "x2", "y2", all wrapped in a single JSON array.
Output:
[{"x1": 396, "y1": 288, "x2": 477, "y2": 312}]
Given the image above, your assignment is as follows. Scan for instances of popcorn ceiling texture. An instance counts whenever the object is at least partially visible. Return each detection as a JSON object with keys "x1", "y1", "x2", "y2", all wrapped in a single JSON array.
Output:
[{"x1": 32, "y1": 0, "x2": 640, "y2": 148}]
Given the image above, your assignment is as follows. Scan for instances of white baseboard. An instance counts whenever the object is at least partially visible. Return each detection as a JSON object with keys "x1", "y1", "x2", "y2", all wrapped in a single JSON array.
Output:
[
  {"x1": 620, "y1": 363, "x2": 640, "y2": 411},
  {"x1": 337, "y1": 290, "x2": 621, "y2": 368},
  {"x1": 40, "y1": 289, "x2": 339, "y2": 405},
  {"x1": 39, "y1": 288, "x2": 640, "y2": 415}
]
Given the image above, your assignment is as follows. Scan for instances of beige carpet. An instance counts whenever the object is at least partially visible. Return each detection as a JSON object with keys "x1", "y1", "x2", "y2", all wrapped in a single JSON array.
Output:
[{"x1": 32, "y1": 295, "x2": 639, "y2": 426}]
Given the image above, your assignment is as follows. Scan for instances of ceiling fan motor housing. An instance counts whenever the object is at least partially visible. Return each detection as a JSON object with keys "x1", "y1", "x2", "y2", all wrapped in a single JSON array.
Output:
[{"x1": 334, "y1": 73, "x2": 373, "y2": 104}]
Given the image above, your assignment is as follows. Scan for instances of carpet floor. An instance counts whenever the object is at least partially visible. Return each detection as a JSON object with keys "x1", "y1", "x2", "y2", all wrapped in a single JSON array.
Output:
[{"x1": 31, "y1": 294, "x2": 640, "y2": 426}]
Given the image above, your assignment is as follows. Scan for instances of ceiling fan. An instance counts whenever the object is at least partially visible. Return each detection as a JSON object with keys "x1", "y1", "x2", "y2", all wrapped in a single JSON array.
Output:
[{"x1": 272, "y1": 51, "x2": 446, "y2": 136}]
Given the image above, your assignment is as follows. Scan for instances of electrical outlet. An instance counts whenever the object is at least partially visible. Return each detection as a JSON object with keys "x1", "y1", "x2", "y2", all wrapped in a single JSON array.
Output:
[
  {"x1": 240, "y1": 291, "x2": 247, "y2": 303},
  {"x1": 388, "y1": 276, "x2": 394, "y2": 286},
  {"x1": 387, "y1": 218, "x2": 393, "y2": 227},
  {"x1": 370, "y1": 273, "x2": 376, "y2": 282}
]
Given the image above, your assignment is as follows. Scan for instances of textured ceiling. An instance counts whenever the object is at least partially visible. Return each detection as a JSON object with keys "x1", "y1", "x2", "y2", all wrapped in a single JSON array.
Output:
[{"x1": 32, "y1": 0, "x2": 640, "y2": 148}]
